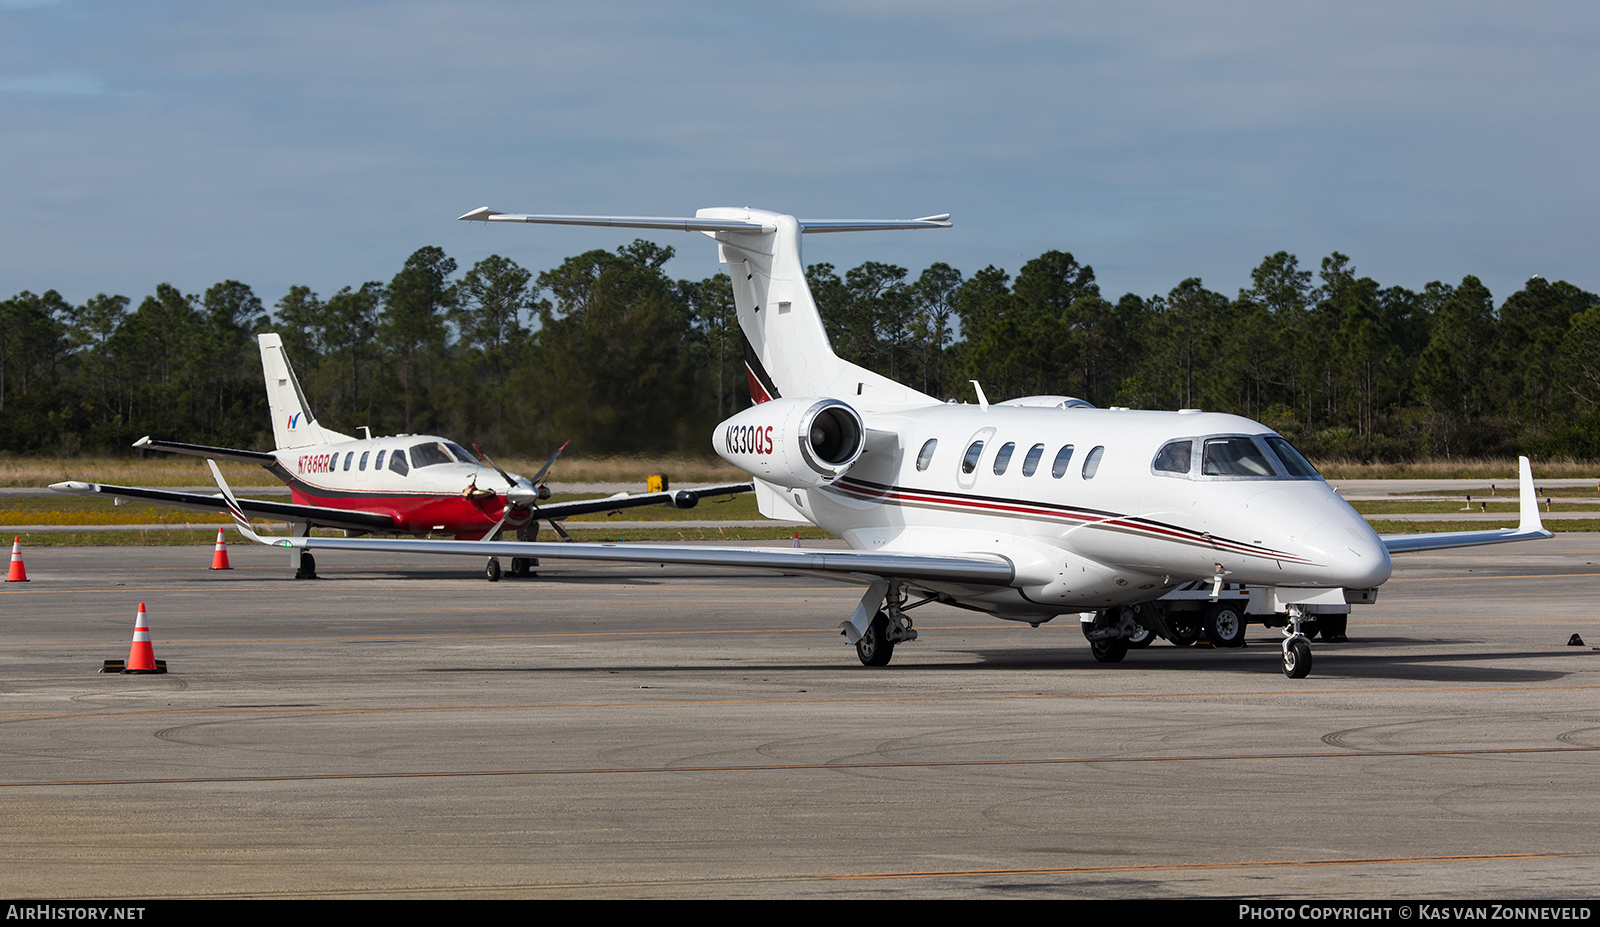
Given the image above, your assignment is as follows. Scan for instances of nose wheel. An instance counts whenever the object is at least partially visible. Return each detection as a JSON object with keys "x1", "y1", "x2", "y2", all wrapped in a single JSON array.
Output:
[{"x1": 1281, "y1": 605, "x2": 1314, "y2": 678}]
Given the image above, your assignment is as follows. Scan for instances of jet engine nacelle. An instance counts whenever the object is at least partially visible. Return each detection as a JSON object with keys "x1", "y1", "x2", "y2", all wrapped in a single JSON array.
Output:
[{"x1": 714, "y1": 397, "x2": 864, "y2": 489}]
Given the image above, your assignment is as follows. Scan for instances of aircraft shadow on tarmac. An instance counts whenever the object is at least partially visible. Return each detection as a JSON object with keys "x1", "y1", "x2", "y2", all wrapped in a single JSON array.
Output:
[
  {"x1": 410, "y1": 641, "x2": 1581, "y2": 684},
  {"x1": 957, "y1": 639, "x2": 1581, "y2": 684}
]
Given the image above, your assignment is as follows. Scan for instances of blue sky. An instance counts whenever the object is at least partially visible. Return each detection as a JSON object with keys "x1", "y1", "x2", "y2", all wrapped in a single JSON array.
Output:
[{"x1": 3, "y1": 1, "x2": 1597, "y2": 310}]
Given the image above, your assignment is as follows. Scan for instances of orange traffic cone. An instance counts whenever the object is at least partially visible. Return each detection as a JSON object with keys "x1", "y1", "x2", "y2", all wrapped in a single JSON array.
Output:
[
  {"x1": 210, "y1": 528, "x2": 232, "y2": 570},
  {"x1": 103, "y1": 603, "x2": 166, "y2": 674},
  {"x1": 6, "y1": 537, "x2": 27, "y2": 582}
]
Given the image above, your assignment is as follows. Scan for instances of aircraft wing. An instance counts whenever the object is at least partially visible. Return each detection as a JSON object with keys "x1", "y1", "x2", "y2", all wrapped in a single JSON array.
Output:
[
  {"x1": 1378, "y1": 456, "x2": 1555, "y2": 553},
  {"x1": 202, "y1": 458, "x2": 1007, "y2": 585},
  {"x1": 536, "y1": 482, "x2": 753, "y2": 520},
  {"x1": 48, "y1": 481, "x2": 397, "y2": 534},
  {"x1": 244, "y1": 533, "x2": 1014, "y2": 585}
]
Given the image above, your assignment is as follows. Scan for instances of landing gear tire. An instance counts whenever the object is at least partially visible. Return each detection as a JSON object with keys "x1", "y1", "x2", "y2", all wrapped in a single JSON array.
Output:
[
  {"x1": 1128, "y1": 622, "x2": 1155, "y2": 649},
  {"x1": 510, "y1": 557, "x2": 534, "y2": 577},
  {"x1": 1204, "y1": 603, "x2": 1247, "y2": 648},
  {"x1": 855, "y1": 612, "x2": 895, "y2": 667},
  {"x1": 294, "y1": 553, "x2": 317, "y2": 580},
  {"x1": 485, "y1": 558, "x2": 502, "y2": 583},
  {"x1": 1166, "y1": 613, "x2": 1199, "y2": 647},
  {"x1": 1283, "y1": 638, "x2": 1313, "y2": 678},
  {"x1": 1090, "y1": 638, "x2": 1128, "y2": 663}
]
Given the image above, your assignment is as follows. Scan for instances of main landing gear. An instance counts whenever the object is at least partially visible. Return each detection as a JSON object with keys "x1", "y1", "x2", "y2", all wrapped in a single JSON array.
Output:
[
  {"x1": 848, "y1": 583, "x2": 930, "y2": 667},
  {"x1": 484, "y1": 556, "x2": 539, "y2": 582}
]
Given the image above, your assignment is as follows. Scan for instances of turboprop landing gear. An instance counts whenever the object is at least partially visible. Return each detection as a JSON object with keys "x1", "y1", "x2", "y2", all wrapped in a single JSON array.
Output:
[
  {"x1": 485, "y1": 558, "x2": 502, "y2": 582},
  {"x1": 1282, "y1": 604, "x2": 1313, "y2": 679}
]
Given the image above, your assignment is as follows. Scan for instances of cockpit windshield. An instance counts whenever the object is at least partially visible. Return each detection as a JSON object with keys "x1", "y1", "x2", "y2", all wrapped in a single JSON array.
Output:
[
  {"x1": 443, "y1": 442, "x2": 479, "y2": 465},
  {"x1": 1263, "y1": 435, "x2": 1321, "y2": 478},
  {"x1": 1151, "y1": 434, "x2": 1322, "y2": 481},
  {"x1": 408, "y1": 441, "x2": 455, "y2": 468},
  {"x1": 1202, "y1": 437, "x2": 1276, "y2": 477}
]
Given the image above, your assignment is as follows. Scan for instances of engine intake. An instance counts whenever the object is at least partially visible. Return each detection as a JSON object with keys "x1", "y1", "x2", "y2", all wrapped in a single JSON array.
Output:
[{"x1": 714, "y1": 398, "x2": 864, "y2": 489}]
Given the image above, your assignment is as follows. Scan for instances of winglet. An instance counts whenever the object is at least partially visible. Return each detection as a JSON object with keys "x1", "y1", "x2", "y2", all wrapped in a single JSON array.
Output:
[
  {"x1": 1517, "y1": 455, "x2": 1545, "y2": 535},
  {"x1": 206, "y1": 459, "x2": 275, "y2": 546},
  {"x1": 458, "y1": 206, "x2": 501, "y2": 222}
]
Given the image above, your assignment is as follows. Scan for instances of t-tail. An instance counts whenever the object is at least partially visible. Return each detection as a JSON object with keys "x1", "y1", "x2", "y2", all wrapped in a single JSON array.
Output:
[
  {"x1": 458, "y1": 206, "x2": 951, "y2": 408},
  {"x1": 259, "y1": 333, "x2": 352, "y2": 449}
]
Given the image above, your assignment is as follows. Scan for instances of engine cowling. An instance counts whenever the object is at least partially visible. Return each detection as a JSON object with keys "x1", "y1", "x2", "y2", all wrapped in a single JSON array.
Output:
[{"x1": 714, "y1": 397, "x2": 865, "y2": 489}]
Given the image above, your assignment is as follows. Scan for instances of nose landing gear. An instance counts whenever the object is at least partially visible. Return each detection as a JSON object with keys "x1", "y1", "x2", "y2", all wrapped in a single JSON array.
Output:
[{"x1": 1281, "y1": 605, "x2": 1314, "y2": 679}]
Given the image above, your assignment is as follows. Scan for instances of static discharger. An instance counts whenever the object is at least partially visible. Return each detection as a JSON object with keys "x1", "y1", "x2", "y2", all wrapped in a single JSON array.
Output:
[{"x1": 101, "y1": 603, "x2": 167, "y2": 675}]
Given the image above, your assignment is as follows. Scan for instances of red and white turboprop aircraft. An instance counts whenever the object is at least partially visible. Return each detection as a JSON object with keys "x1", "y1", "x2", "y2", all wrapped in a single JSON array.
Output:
[
  {"x1": 215, "y1": 206, "x2": 1552, "y2": 678},
  {"x1": 53, "y1": 333, "x2": 751, "y2": 579}
]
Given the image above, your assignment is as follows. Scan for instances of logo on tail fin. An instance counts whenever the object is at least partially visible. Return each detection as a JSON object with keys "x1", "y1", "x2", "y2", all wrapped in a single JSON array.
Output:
[
  {"x1": 288, "y1": 412, "x2": 302, "y2": 430},
  {"x1": 742, "y1": 331, "x2": 780, "y2": 405}
]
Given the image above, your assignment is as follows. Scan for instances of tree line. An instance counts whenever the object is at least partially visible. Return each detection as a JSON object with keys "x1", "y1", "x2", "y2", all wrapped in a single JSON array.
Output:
[{"x1": 2, "y1": 242, "x2": 1598, "y2": 462}]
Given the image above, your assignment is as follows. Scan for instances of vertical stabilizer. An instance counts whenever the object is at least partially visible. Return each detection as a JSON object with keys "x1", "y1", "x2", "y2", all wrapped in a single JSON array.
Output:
[
  {"x1": 259, "y1": 334, "x2": 352, "y2": 449},
  {"x1": 699, "y1": 208, "x2": 936, "y2": 409}
]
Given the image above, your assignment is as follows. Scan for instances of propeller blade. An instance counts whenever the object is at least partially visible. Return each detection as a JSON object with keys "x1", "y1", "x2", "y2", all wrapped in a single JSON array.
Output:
[{"x1": 527, "y1": 441, "x2": 569, "y2": 488}]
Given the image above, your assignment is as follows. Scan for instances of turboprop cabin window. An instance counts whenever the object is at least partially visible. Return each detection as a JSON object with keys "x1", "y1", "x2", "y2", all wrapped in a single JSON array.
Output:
[
  {"x1": 374, "y1": 450, "x2": 386, "y2": 470},
  {"x1": 389, "y1": 449, "x2": 409, "y2": 476},
  {"x1": 1153, "y1": 440, "x2": 1194, "y2": 475},
  {"x1": 961, "y1": 440, "x2": 985, "y2": 475},
  {"x1": 1022, "y1": 443, "x2": 1045, "y2": 477},
  {"x1": 343, "y1": 451, "x2": 354, "y2": 471},
  {"x1": 1050, "y1": 445, "x2": 1075, "y2": 478},
  {"x1": 916, "y1": 438, "x2": 937, "y2": 471},
  {"x1": 358, "y1": 451, "x2": 369, "y2": 471},
  {"x1": 993, "y1": 442, "x2": 1015, "y2": 475},
  {"x1": 409, "y1": 441, "x2": 453, "y2": 468},
  {"x1": 1082, "y1": 445, "x2": 1105, "y2": 479},
  {"x1": 1202, "y1": 437, "x2": 1277, "y2": 477}
]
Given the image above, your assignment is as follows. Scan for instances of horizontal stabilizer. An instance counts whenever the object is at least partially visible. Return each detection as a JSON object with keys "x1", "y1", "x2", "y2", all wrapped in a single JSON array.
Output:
[
  {"x1": 458, "y1": 208, "x2": 952, "y2": 234},
  {"x1": 133, "y1": 437, "x2": 277, "y2": 464}
]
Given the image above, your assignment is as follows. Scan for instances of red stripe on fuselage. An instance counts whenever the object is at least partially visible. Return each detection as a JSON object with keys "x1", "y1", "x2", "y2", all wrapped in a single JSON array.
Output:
[{"x1": 824, "y1": 476, "x2": 1311, "y2": 565}]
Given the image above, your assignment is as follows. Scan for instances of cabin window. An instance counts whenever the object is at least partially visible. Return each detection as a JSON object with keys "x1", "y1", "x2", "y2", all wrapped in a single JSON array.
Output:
[
  {"x1": 409, "y1": 441, "x2": 453, "y2": 468},
  {"x1": 1264, "y1": 436, "x2": 1321, "y2": 479},
  {"x1": 1153, "y1": 439, "x2": 1194, "y2": 475},
  {"x1": 961, "y1": 440, "x2": 985, "y2": 475},
  {"x1": 1050, "y1": 445, "x2": 1075, "y2": 478},
  {"x1": 358, "y1": 451, "x2": 369, "y2": 471},
  {"x1": 1082, "y1": 445, "x2": 1105, "y2": 479},
  {"x1": 343, "y1": 451, "x2": 354, "y2": 471},
  {"x1": 389, "y1": 449, "x2": 410, "y2": 476},
  {"x1": 374, "y1": 450, "x2": 386, "y2": 470},
  {"x1": 1202, "y1": 437, "x2": 1277, "y2": 477},
  {"x1": 916, "y1": 438, "x2": 937, "y2": 472},
  {"x1": 993, "y1": 442, "x2": 1015, "y2": 475},
  {"x1": 1021, "y1": 443, "x2": 1045, "y2": 477}
]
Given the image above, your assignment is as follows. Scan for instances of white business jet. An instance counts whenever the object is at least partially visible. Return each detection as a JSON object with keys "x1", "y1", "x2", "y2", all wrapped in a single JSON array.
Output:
[{"x1": 216, "y1": 206, "x2": 1552, "y2": 678}]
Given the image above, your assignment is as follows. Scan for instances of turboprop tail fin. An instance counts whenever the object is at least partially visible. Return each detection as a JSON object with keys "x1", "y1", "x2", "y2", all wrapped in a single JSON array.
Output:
[
  {"x1": 459, "y1": 206, "x2": 951, "y2": 407},
  {"x1": 258, "y1": 333, "x2": 352, "y2": 449}
]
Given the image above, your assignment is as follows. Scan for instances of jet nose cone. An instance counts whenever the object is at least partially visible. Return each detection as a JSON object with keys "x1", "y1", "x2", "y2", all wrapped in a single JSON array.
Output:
[{"x1": 1330, "y1": 526, "x2": 1392, "y2": 589}]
